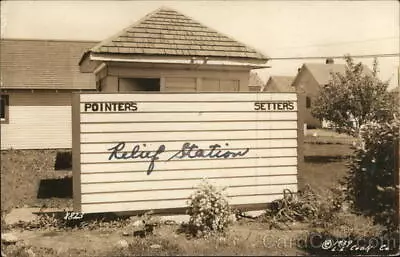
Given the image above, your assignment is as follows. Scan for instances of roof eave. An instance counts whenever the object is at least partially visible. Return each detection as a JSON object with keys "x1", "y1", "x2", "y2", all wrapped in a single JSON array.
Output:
[{"x1": 80, "y1": 52, "x2": 270, "y2": 73}]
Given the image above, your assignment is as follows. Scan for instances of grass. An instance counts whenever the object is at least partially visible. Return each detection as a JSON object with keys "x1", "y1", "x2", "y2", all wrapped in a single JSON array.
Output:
[
  {"x1": 1, "y1": 149, "x2": 73, "y2": 213},
  {"x1": 299, "y1": 143, "x2": 354, "y2": 195},
  {"x1": 304, "y1": 128, "x2": 356, "y2": 145}
]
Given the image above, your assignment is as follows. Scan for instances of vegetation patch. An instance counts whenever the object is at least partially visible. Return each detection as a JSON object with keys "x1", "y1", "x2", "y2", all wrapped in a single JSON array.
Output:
[
  {"x1": 345, "y1": 118, "x2": 399, "y2": 228},
  {"x1": 261, "y1": 185, "x2": 344, "y2": 229},
  {"x1": 185, "y1": 180, "x2": 232, "y2": 237},
  {"x1": 1, "y1": 149, "x2": 73, "y2": 212}
]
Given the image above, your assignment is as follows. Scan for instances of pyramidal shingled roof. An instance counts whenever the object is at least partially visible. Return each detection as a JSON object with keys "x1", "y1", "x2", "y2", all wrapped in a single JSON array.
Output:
[{"x1": 90, "y1": 7, "x2": 268, "y2": 60}]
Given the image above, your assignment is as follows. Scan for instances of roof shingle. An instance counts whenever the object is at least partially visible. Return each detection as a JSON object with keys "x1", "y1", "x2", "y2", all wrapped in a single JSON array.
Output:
[
  {"x1": 1, "y1": 39, "x2": 96, "y2": 90},
  {"x1": 90, "y1": 7, "x2": 268, "y2": 60}
]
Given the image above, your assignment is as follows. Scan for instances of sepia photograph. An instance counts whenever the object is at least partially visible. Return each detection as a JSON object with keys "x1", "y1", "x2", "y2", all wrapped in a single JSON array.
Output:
[{"x1": 1, "y1": 0, "x2": 399, "y2": 256}]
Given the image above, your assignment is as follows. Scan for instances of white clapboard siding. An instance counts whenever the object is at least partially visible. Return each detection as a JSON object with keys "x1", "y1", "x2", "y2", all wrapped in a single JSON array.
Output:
[
  {"x1": 81, "y1": 166, "x2": 297, "y2": 183},
  {"x1": 74, "y1": 92, "x2": 299, "y2": 213},
  {"x1": 81, "y1": 130, "x2": 297, "y2": 143},
  {"x1": 81, "y1": 148, "x2": 297, "y2": 163},
  {"x1": 80, "y1": 102, "x2": 298, "y2": 113},
  {"x1": 80, "y1": 93, "x2": 297, "y2": 102},
  {"x1": 81, "y1": 121, "x2": 298, "y2": 133},
  {"x1": 81, "y1": 184, "x2": 298, "y2": 204},
  {"x1": 81, "y1": 193, "x2": 294, "y2": 213},
  {"x1": 1, "y1": 103, "x2": 71, "y2": 150},
  {"x1": 81, "y1": 112, "x2": 297, "y2": 123},
  {"x1": 81, "y1": 175, "x2": 297, "y2": 193},
  {"x1": 80, "y1": 139, "x2": 298, "y2": 153},
  {"x1": 81, "y1": 156, "x2": 298, "y2": 173}
]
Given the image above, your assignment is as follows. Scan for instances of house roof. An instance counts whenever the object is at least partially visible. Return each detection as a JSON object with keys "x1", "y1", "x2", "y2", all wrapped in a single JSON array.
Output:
[
  {"x1": 1, "y1": 39, "x2": 97, "y2": 90},
  {"x1": 303, "y1": 63, "x2": 372, "y2": 85},
  {"x1": 264, "y1": 76, "x2": 295, "y2": 92},
  {"x1": 87, "y1": 7, "x2": 268, "y2": 61},
  {"x1": 248, "y1": 72, "x2": 264, "y2": 90}
]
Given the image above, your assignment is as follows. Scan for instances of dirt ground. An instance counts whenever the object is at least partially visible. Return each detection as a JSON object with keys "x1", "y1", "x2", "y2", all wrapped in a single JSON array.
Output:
[
  {"x1": 1, "y1": 149, "x2": 73, "y2": 212},
  {"x1": 1, "y1": 138, "x2": 362, "y2": 256},
  {"x1": 4, "y1": 221, "x2": 311, "y2": 256}
]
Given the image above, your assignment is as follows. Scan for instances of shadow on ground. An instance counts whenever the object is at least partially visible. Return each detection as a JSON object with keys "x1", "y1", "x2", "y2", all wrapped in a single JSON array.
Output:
[
  {"x1": 54, "y1": 151, "x2": 72, "y2": 170},
  {"x1": 37, "y1": 177, "x2": 72, "y2": 198},
  {"x1": 304, "y1": 155, "x2": 351, "y2": 163}
]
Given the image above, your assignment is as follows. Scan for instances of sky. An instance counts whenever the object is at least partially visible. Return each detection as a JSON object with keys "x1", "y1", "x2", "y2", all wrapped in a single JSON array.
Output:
[{"x1": 1, "y1": 0, "x2": 399, "y2": 88}]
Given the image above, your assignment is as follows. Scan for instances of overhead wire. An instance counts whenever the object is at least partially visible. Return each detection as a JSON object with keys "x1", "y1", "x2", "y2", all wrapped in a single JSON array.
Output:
[{"x1": 268, "y1": 53, "x2": 399, "y2": 60}]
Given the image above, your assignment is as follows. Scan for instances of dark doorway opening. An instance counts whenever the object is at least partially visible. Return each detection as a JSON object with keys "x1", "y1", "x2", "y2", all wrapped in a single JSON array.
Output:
[{"x1": 119, "y1": 78, "x2": 160, "y2": 91}]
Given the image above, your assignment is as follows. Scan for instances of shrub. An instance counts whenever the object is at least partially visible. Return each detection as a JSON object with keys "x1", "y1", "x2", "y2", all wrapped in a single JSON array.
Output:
[
  {"x1": 301, "y1": 213, "x2": 395, "y2": 256},
  {"x1": 318, "y1": 212, "x2": 386, "y2": 238},
  {"x1": 262, "y1": 185, "x2": 345, "y2": 228},
  {"x1": 186, "y1": 180, "x2": 232, "y2": 237},
  {"x1": 263, "y1": 187, "x2": 318, "y2": 225},
  {"x1": 344, "y1": 117, "x2": 399, "y2": 228}
]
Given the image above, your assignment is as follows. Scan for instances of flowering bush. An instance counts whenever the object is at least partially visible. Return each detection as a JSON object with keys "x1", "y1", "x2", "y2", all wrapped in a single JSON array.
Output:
[{"x1": 186, "y1": 180, "x2": 232, "y2": 237}]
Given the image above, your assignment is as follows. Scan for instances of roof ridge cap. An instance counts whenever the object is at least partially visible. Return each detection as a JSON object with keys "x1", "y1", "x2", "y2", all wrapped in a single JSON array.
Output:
[{"x1": 157, "y1": 6, "x2": 179, "y2": 12}]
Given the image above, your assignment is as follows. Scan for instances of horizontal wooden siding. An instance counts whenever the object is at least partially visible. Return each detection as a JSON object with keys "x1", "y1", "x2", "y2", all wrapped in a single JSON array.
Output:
[
  {"x1": 74, "y1": 92, "x2": 298, "y2": 213},
  {"x1": 1, "y1": 92, "x2": 72, "y2": 149}
]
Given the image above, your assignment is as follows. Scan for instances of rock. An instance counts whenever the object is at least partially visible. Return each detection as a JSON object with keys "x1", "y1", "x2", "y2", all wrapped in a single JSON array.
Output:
[
  {"x1": 132, "y1": 220, "x2": 143, "y2": 227},
  {"x1": 15, "y1": 241, "x2": 26, "y2": 247},
  {"x1": 218, "y1": 237, "x2": 227, "y2": 242},
  {"x1": 150, "y1": 244, "x2": 162, "y2": 249},
  {"x1": 159, "y1": 215, "x2": 189, "y2": 224},
  {"x1": 244, "y1": 210, "x2": 264, "y2": 218},
  {"x1": 164, "y1": 220, "x2": 177, "y2": 225},
  {"x1": 122, "y1": 231, "x2": 130, "y2": 236},
  {"x1": 341, "y1": 202, "x2": 350, "y2": 212},
  {"x1": 117, "y1": 239, "x2": 129, "y2": 248},
  {"x1": 1, "y1": 233, "x2": 19, "y2": 244},
  {"x1": 229, "y1": 214, "x2": 237, "y2": 222},
  {"x1": 4, "y1": 208, "x2": 38, "y2": 226},
  {"x1": 25, "y1": 248, "x2": 36, "y2": 257}
]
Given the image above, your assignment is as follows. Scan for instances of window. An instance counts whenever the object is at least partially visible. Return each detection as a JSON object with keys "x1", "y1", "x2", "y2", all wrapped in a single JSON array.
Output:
[
  {"x1": 0, "y1": 95, "x2": 9, "y2": 123},
  {"x1": 306, "y1": 96, "x2": 311, "y2": 108}
]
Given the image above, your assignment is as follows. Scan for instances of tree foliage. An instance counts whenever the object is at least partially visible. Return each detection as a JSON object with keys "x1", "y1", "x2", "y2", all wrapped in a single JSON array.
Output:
[{"x1": 311, "y1": 56, "x2": 398, "y2": 136}]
